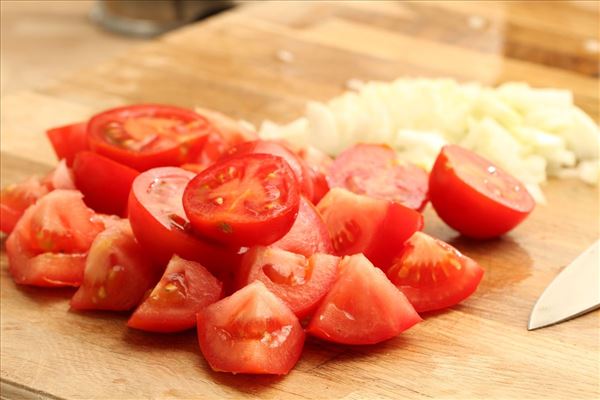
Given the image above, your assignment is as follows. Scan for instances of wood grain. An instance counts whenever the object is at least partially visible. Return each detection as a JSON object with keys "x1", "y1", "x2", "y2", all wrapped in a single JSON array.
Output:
[{"x1": 1, "y1": 2, "x2": 599, "y2": 399}]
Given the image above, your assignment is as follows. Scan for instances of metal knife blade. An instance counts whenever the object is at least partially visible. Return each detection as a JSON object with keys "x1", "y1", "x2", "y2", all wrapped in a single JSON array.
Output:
[{"x1": 528, "y1": 240, "x2": 600, "y2": 331}]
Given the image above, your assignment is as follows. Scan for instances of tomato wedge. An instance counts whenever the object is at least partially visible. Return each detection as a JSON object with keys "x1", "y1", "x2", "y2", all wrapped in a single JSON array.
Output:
[
  {"x1": 128, "y1": 255, "x2": 223, "y2": 333},
  {"x1": 328, "y1": 144, "x2": 429, "y2": 211},
  {"x1": 87, "y1": 104, "x2": 213, "y2": 171},
  {"x1": 196, "y1": 281, "x2": 305, "y2": 375},
  {"x1": 387, "y1": 232, "x2": 484, "y2": 312},
  {"x1": 73, "y1": 151, "x2": 139, "y2": 216},
  {"x1": 307, "y1": 254, "x2": 421, "y2": 345},
  {"x1": 46, "y1": 122, "x2": 89, "y2": 166},
  {"x1": 237, "y1": 247, "x2": 339, "y2": 319},
  {"x1": 429, "y1": 145, "x2": 535, "y2": 239},
  {"x1": 70, "y1": 220, "x2": 158, "y2": 311},
  {"x1": 183, "y1": 154, "x2": 300, "y2": 247},
  {"x1": 317, "y1": 188, "x2": 423, "y2": 271}
]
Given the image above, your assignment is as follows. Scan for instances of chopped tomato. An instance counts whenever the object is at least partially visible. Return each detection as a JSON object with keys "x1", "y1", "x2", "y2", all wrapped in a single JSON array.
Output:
[
  {"x1": 272, "y1": 196, "x2": 333, "y2": 257},
  {"x1": 87, "y1": 104, "x2": 214, "y2": 171},
  {"x1": 328, "y1": 144, "x2": 429, "y2": 211},
  {"x1": 183, "y1": 154, "x2": 300, "y2": 247},
  {"x1": 317, "y1": 188, "x2": 423, "y2": 271},
  {"x1": 297, "y1": 146, "x2": 332, "y2": 203},
  {"x1": 307, "y1": 254, "x2": 421, "y2": 345},
  {"x1": 46, "y1": 122, "x2": 88, "y2": 166},
  {"x1": 237, "y1": 247, "x2": 339, "y2": 319},
  {"x1": 179, "y1": 163, "x2": 205, "y2": 174},
  {"x1": 6, "y1": 190, "x2": 104, "y2": 287},
  {"x1": 429, "y1": 145, "x2": 535, "y2": 239},
  {"x1": 128, "y1": 255, "x2": 223, "y2": 333},
  {"x1": 196, "y1": 281, "x2": 305, "y2": 375},
  {"x1": 73, "y1": 151, "x2": 139, "y2": 216},
  {"x1": 387, "y1": 232, "x2": 484, "y2": 312},
  {"x1": 1, "y1": 177, "x2": 49, "y2": 234},
  {"x1": 70, "y1": 220, "x2": 158, "y2": 311},
  {"x1": 43, "y1": 159, "x2": 76, "y2": 191},
  {"x1": 194, "y1": 106, "x2": 257, "y2": 145}
]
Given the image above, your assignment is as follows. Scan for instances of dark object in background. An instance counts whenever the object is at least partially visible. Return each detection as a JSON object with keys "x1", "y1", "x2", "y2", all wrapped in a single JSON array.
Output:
[{"x1": 90, "y1": 0, "x2": 233, "y2": 37}]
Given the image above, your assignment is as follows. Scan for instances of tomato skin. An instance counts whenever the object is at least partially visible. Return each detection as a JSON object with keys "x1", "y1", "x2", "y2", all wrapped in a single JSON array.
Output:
[
  {"x1": 46, "y1": 122, "x2": 89, "y2": 166},
  {"x1": 429, "y1": 145, "x2": 535, "y2": 239},
  {"x1": 73, "y1": 151, "x2": 139, "y2": 216},
  {"x1": 183, "y1": 154, "x2": 300, "y2": 248},
  {"x1": 307, "y1": 254, "x2": 421, "y2": 345},
  {"x1": 387, "y1": 232, "x2": 484, "y2": 312},
  {"x1": 196, "y1": 281, "x2": 305, "y2": 375},
  {"x1": 128, "y1": 255, "x2": 223, "y2": 333},
  {"x1": 236, "y1": 247, "x2": 340, "y2": 319}
]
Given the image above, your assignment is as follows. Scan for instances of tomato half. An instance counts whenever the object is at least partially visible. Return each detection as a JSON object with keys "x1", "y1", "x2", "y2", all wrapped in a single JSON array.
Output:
[
  {"x1": 236, "y1": 247, "x2": 339, "y2": 319},
  {"x1": 128, "y1": 167, "x2": 242, "y2": 274},
  {"x1": 87, "y1": 104, "x2": 213, "y2": 171},
  {"x1": 196, "y1": 281, "x2": 305, "y2": 375},
  {"x1": 183, "y1": 154, "x2": 300, "y2": 247},
  {"x1": 306, "y1": 254, "x2": 421, "y2": 345},
  {"x1": 128, "y1": 255, "x2": 223, "y2": 333},
  {"x1": 387, "y1": 232, "x2": 484, "y2": 312},
  {"x1": 1, "y1": 177, "x2": 49, "y2": 234},
  {"x1": 46, "y1": 122, "x2": 88, "y2": 166},
  {"x1": 70, "y1": 220, "x2": 158, "y2": 311},
  {"x1": 328, "y1": 144, "x2": 429, "y2": 211},
  {"x1": 317, "y1": 188, "x2": 423, "y2": 272},
  {"x1": 429, "y1": 145, "x2": 535, "y2": 239},
  {"x1": 73, "y1": 151, "x2": 139, "y2": 216}
]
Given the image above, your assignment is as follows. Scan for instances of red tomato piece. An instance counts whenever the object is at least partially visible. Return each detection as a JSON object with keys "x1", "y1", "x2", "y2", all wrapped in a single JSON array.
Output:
[
  {"x1": 272, "y1": 196, "x2": 333, "y2": 257},
  {"x1": 128, "y1": 167, "x2": 242, "y2": 274},
  {"x1": 328, "y1": 144, "x2": 429, "y2": 211},
  {"x1": 194, "y1": 106, "x2": 257, "y2": 145},
  {"x1": 387, "y1": 232, "x2": 484, "y2": 312},
  {"x1": 46, "y1": 122, "x2": 88, "y2": 166},
  {"x1": 317, "y1": 188, "x2": 423, "y2": 272},
  {"x1": 43, "y1": 159, "x2": 76, "y2": 190},
  {"x1": 196, "y1": 281, "x2": 305, "y2": 375},
  {"x1": 236, "y1": 247, "x2": 339, "y2": 319},
  {"x1": 306, "y1": 254, "x2": 421, "y2": 345},
  {"x1": 70, "y1": 220, "x2": 158, "y2": 311},
  {"x1": 183, "y1": 154, "x2": 300, "y2": 247},
  {"x1": 297, "y1": 146, "x2": 333, "y2": 203},
  {"x1": 6, "y1": 190, "x2": 104, "y2": 287},
  {"x1": 429, "y1": 145, "x2": 535, "y2": 239},
  {"x1": 0, "y1": 177, "x2": 49, "y2": 234},
  {"x1": 87, "y1": 104, "x2": 214, "y2": 171},
  {"x1": 72, "y1": 151, "x2": 139, "y2": 216},
  {"x1": 128, "y1": 255, "x2": 223, "y2": 333}
]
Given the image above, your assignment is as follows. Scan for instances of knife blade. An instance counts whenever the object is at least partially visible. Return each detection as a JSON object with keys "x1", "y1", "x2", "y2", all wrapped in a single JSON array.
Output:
[{"x1": 528, "y1": 240, "x2": 600, "y2": 331}]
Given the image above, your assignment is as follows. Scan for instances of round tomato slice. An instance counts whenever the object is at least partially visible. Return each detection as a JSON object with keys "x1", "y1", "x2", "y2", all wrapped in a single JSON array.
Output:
[
  {"x1": 307, "y1": 254, "x2": 421, "y2": 345},
  {"x1": 387, "y1": 232, "x2": 484, "y2": 312},
  {"x1": 183, "y1": 154, "x2": 300, "y2": 247},
  {"x1": 429, "y1": 145, "x2": 535, "y2": 239},
  {"x1": 87, "y1": 104, "x2": 213, "y2": 171},
  {"x1": 46, "y1": 121, "x2": 89, "y2": 166},
  {"x1": 328, "y1": 144, "x2": 429, "y2": 211},
  {"x1": 128, "y1": 255, "x2": 223, "y2": 333},
  {"x1": 236, "y1": 247, "x2": 339, "y2": 319},
  {"x1": 196, "y1": 281, "x2": 305, "y2": 375},
  {"x1": 128, "y1": 167, "x2": 242, "y2": 275}
]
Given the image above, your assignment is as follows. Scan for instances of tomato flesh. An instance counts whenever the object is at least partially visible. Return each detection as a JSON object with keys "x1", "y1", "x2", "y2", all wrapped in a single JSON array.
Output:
[
  {"x1": 307, "y1": 254, "x2": 421, "y2": 345},
  {"x1": 197, "y1": 281, "x2": 305, "y2": 375},
  {"x1": 128, "y1": 255, "x2": 223, "y2": 332},
  {"x1": 46, "y1": 122, "x2": 89, "y2": 166},
  {"x1": 1, "y1": 177, "x2": 49, "y2": 234},
  {"x1": 183, "y1": 154, "x2": 300, "y2": 247}
]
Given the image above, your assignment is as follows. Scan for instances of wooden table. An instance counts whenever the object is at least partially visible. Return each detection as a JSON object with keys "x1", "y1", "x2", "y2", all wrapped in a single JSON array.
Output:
[{"x1": 1, "y1": 2, "x2": 599, "y2": 399}]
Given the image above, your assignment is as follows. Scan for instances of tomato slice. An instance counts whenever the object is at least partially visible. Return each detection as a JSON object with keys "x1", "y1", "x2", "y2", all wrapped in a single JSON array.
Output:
[
  {"x1": 128, "y1": 255, "x2": 223, "y2": 333},
  {"x1": 328, "y1": 144, "x2": 429, "y2": 211},
  {"x1": 387, "y1": 232, "x2": 484, "y2": 312},
  {"x1": 73, "y1": 151, "x2": 139, "y2": 216},
  {"x1": 6, "y1": 190, "x2": 104, "y2": 287},
  {"x1": 87, "y1": 104, "x2": 213, "y2": 171},
  {"x1": 1, "y1": 177, "x2": 49, "y2": 234},
  {"x1": 196, "y1": 281, "x2": 305, "y2": 375},
  {"x1": 46, "y1": 122, "x2": 89, "y2": 166},
  {"x1": 236, "y1": 247, "x2": 339, "y2": 319},
  {"x1": 307, "y1": 254, "x2": 421, "y2": 345},
  {"x1": 429, "y1": 145, "x2": 535, "y2": 239},
  {"x1": 183, "y1": 154, "x2": 300, "y2": 247},
  {"x1": 70, "y1": 220, "x2": 158, "y2": 311},
  {"x1": 317, "y1": 188, "x2": 423, "y2": 271}
]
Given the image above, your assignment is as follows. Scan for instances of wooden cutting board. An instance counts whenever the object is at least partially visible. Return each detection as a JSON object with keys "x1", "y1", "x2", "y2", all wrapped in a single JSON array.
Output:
[{"x1": 1, "y1": 2, "x2": 599, "y2": 399}]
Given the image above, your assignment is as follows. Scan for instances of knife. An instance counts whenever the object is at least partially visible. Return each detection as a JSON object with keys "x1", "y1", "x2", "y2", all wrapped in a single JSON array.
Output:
[{"x1": 528, "y1": 240, "x2": 600, "y2": 330}]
